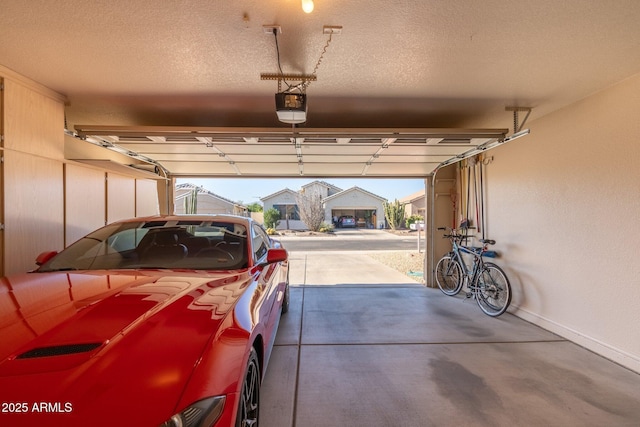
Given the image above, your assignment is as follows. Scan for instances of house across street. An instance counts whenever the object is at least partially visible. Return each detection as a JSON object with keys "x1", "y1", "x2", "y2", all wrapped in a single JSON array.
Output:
[{"x1": 261, "y1": 180, "x2": 387, "y2": 230}]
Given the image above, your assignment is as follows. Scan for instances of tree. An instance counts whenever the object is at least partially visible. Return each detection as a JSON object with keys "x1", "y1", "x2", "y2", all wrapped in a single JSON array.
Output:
[
  {"x1": 184, "y1": 187, "x2": 198, "y2": 214},
  {"x1": 296, "y1": 190, "x2": 325, "y2": 232},
  {"x1": 246, "y1": 202, "x2": 263, "y2": 212},
  {"x1": 383, "y1": 199, "x2": 406, "y2": 230},
  {"x1": 263, "y1": 208, "x2": 280, "y2": 229}
]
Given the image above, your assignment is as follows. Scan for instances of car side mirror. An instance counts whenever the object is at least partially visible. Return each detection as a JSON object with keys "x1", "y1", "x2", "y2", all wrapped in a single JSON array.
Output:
[
  {"x1": 266, "y1": 247, "x2": 288, "y2": 264},
  {"x1": 36, "y1": 251, "x2": 58, "y2": 266}
]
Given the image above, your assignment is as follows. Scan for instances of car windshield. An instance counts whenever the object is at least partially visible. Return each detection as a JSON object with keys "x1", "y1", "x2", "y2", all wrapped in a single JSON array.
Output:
[{"x1": 38, "y1": 220, "x2": 249, "y2": 272}]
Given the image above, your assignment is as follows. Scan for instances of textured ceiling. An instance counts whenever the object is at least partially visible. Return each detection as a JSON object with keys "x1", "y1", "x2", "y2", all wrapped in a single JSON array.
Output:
[{"x1": 2, "y1": 1, "x2": 640, "y2": 176}]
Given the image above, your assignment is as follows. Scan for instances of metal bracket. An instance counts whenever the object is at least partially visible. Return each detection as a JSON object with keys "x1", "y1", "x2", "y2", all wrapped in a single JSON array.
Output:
[
  {"x1": 261, "y1": 73, "x2": 317, "y2": 93},
  {"x1": 505, "y1": 107, "x2": 532, "y2": 133}
]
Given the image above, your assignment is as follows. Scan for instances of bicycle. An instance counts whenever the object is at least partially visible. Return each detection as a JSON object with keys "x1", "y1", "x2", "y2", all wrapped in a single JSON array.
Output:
[{"x1": 435, "y1": 227, "x2": 512, "y2": 317}]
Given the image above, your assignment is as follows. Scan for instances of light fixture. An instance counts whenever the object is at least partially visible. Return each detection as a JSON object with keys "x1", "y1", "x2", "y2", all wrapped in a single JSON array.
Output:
[{"x1": 301, "y1": 0, "x2": 314, "y2": 13}]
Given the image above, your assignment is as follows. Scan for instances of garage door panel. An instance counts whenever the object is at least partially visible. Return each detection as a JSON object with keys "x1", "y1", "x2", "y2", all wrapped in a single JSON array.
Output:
[
  {"x1": 235, "y1": 163, "x2": 300, "y2": 175},
  {"x1": 217, "y1": 144, "x2": 297, "y2": 155},
  {"x1": 159, "y1": 161, "x2": 240, "y2": 175},
  {"x1": 378, "y1": 155, "x2": 452, "y2": 163},
  {"x1": 117, "y1": 142, "x2": 212, "y2": 154},
  {"x1": 303, "y1": 163, "x2": 364, "y2": 176},
  {"x1": 150, "y1": 154, "x2": 232, "y2": 162},
  {"x1": 366, "y1": 162, "x2": 440, "y2": 175},
  {"x1": 302, "y1": 155, "x2": 372, "y2": 163},
  {"x1": 384, "y1": 145, "x2": 475, "y2": 156},
  {"x1": 301, "y1": 145, "x2": 378, "y2": 156}
]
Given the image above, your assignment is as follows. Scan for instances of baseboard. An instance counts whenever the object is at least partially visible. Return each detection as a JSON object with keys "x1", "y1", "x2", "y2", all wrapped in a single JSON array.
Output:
[{"x1": 511, "y1": 305, "x2": 640, "y2": 374}]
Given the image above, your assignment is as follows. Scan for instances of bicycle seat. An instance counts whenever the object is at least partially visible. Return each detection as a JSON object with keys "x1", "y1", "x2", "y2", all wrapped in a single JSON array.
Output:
[{"x1": 479, "y1": 239, "x2": 496, "y2": 245}]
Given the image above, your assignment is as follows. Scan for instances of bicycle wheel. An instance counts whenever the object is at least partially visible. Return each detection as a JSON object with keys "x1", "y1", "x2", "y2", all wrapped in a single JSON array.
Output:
[
  {"x1": 435, "y1": 254, "x2": 463, "y2": 296},
  {"x1": 474, "y1": 262, "x2": 511, "y2": 316}
]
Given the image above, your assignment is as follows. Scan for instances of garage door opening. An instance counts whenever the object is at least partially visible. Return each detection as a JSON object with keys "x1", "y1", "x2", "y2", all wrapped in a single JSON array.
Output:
[
  {"x1": 174, "y1": 177, "x2": 426, "y2": 232},
  {"x1": 332, "y1": 209, "x2": 377, "y2": 228}
]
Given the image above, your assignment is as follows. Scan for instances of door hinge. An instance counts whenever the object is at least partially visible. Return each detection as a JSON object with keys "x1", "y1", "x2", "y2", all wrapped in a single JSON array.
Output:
[{"x1": 0, "y1": 224, "x2": 5, "y2": 230}]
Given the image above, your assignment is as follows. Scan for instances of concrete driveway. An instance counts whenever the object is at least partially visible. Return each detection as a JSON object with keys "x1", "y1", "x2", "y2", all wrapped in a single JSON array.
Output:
[
  {"x1": 260, "y1": 250, "x2": 640, "y2": 426},
  {"x1": 288, "y1": 250, "x2": 418, "y2": 286}
]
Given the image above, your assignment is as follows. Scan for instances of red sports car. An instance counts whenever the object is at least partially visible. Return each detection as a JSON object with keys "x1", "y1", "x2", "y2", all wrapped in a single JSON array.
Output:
[{"x1": 0, "y1": 215, "x2": 289, "y2": 427}]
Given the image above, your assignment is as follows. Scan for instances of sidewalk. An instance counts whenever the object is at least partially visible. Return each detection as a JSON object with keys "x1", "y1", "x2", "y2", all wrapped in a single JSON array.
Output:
[{"x1": 276, "y1": 228, "x2": 418, "y2": 240}]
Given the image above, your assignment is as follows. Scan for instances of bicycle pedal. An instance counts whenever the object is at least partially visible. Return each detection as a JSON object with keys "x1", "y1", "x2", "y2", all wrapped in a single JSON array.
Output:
[{"x1": 465, "y1": 292, "x2": 473, "y2": 299}]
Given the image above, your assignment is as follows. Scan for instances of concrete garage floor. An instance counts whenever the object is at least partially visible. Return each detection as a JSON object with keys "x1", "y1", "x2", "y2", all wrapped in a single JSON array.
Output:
[{"x1": 261, "y1": 252, "x2": 640, "y2": 426}]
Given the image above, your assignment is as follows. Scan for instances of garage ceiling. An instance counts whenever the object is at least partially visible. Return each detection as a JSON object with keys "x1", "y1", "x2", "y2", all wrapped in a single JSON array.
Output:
[{"x1": 2, "y1": 1, "x2": 640, "y2": 177}]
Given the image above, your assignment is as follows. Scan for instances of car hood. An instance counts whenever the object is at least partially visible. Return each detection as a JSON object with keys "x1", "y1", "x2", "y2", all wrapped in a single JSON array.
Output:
[{"x1": 0, "y1": 269, "x2": 253, "y2": 425}]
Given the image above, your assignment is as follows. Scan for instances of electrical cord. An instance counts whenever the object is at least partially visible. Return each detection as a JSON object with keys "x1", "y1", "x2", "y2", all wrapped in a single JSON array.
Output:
[{"x1": 273, "y1": 29, "x2": 295, "y2": 93}]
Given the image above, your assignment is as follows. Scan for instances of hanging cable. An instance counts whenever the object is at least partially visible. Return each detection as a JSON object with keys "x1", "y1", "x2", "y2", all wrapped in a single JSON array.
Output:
[{"x1": 273, "y1": 29, "x2": 294, "y2": 92}]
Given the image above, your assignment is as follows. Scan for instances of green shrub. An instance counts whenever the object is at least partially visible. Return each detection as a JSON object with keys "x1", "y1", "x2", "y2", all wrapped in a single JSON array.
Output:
[
  {"x1": 406, "y1": 214, "x2": 424, "y2": 229},
  {"x1": 264, "y1": 208, "x2": 280, "y2": 229},
  {"x1": 318, "y1": 222, "x2": 334, "y2": 233}
]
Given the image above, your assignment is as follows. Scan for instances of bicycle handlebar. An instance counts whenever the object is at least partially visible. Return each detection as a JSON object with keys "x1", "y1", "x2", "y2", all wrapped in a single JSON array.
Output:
[{"x1": 439, "y1": 227, "x2": 497, "y2": 246}]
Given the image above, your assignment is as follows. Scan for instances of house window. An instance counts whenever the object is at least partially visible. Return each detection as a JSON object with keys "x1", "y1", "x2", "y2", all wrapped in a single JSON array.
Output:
[{"x1": 273, "y1": 204, "x2": 300, "y2": 220}]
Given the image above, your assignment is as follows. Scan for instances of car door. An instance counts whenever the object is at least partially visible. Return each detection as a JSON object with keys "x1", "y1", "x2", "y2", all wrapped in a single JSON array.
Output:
[{"x1": 251, "y1": 224, "x2": 282, "y2": 338}]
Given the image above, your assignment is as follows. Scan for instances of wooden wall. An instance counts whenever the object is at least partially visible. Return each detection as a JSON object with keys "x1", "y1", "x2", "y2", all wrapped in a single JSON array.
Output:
[
  {"x1": 65, "y1": 164, "x2": 106, "y2": 244},
  {"x1": 0, "y1": 67, "x2": 161, "y2": 277},
  {"x1": 2, "y1": 78, "x2": 65, "y2": 274}
]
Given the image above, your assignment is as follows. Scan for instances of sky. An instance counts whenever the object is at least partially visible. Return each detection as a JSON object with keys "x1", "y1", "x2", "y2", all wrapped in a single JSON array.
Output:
[{"x1": 175, "y1": 177, "x2": 426, "y2": 206}]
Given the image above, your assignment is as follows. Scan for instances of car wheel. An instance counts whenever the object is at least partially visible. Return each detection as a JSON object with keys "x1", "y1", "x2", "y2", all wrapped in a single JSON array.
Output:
[{"x1": 236, "y1": 347, "x2": 260, "y2": 427}]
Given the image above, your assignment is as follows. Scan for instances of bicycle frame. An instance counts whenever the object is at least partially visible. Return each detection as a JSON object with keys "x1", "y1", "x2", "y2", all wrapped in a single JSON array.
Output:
[{"x1": 448, "y1": 234, "x2": 486, "y2": 293}]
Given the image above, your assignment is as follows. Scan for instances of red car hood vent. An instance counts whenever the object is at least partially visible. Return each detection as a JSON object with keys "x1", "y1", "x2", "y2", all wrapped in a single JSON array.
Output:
[{"x1": 16, "y1": 343, "x2": 102, "y2": 359}]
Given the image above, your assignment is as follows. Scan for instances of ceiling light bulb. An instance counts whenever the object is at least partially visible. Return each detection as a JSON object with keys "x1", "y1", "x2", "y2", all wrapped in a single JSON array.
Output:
[{"x1": 301, "y1": 0, "x2": 314, "y2": 13}]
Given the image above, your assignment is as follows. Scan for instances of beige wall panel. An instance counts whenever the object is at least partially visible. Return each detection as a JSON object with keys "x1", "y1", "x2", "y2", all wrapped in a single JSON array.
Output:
[
  {"x1": 136, "y1": 179, "x2": 160, "y2": 217},
  {"x1": 3, "y1": 79, "x2": 64, "y2": 160},
  {"x1": 65, "y1": 164, "x2": 106, "y2": 245},
  {"x1": 64, "y1": 134, "x2": 134, "y2": 164},
  {"x1": 107, "y1": 173, "x2": 135, "y2": 223},
  {"x1": 4, "y1": 151, "x2": 63, "y2": 275},
  {"x1": 157, "y1": 179, "x2": 173, "y2": 215},
  {"x1": 484, "y1": 73, "x2": 640, "y2": 373}
]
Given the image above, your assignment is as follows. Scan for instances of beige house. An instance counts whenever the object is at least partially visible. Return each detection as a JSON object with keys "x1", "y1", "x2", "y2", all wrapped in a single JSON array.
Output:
[
  {"x1": 261, "y1": 181, "x2": 386, "y2": 230},
  {"x1": 399, "y1": 189, "x2": 426, "y2": 219},
  {"x1": 174, "y1": 183, "x2": 247, "y2": 216}
]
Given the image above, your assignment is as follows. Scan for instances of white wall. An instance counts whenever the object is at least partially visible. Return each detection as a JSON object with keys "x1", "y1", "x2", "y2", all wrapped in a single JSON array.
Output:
[{"x1": 480, "y1": 72, "x2": 640, "y2": 373}]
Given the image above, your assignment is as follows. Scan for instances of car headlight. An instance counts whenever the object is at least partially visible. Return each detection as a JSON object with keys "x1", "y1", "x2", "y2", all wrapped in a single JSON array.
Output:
[{"x1": 160, "y1": 396, "x2": 226, "y2": 427}]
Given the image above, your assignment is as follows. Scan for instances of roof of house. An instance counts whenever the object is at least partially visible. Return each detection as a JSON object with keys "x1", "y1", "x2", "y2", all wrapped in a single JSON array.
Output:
[
  {"x1": 399, "y1": 189, "x2": 426, "y2": 203},
  {"x1": 301, "y1": 180, "x2": 343, "y2": 193},
  {"x1": 323, "y1": 186, "x2": 387, "y2": 203},
  {"x1": 260, "y1": 188, "x2": 299, "y2": 202},
  {"x1": 176, "y1": 183, "x2": 246, "y2": 207}
]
